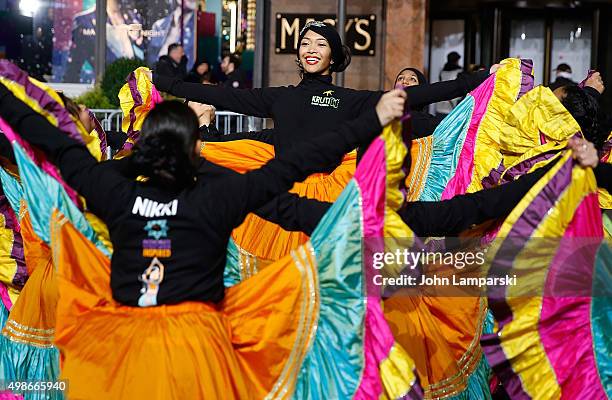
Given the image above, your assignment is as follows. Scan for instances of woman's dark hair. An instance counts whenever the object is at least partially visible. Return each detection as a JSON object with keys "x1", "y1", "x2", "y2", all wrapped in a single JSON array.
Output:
[
  {"x1": 191, "y1": 59, "x2": 209, "y2": 72},
  {"x1": 201, "y1": 70, "x2": 213, "y2": 83},
  {"x1": 295, "y1": 58, "x2": 305, "y2": 78},
  {"x1": 187, "y1": 59, "x2": 211, "y2": 83},
  {"x1": 331, "y1": 45, "x2": 352, "y2": 73},
  {"x1": 130, "y1": 101, "x2": 200, "y2": 189},
  {"x1": 561, "y1": 85, "x2": 602, "y2": 148},
  {"x1": 57, "y1": 91, "x2": 81, "y2": 119}
]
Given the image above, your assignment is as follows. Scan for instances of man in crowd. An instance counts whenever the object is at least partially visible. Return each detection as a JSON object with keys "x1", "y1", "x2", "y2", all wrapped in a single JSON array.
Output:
[
  {"x1": 435, "y1": 51, "x2": 463, "y2": 117},
  {"x1": 155, "y1": 43, "x2": 188, "y2": 80},
  {"x1": 220, "y1": 54, "x2": 247, "y2": 89},
  {"x1": 549, "y1": 63, "x2": 576, "y2": 91}
]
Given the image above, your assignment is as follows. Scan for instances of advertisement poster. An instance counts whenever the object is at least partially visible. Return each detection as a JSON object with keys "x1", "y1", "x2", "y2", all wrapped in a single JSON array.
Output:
[{"x1": 48, "y1": 0, "x2": 196, "y2": 83}]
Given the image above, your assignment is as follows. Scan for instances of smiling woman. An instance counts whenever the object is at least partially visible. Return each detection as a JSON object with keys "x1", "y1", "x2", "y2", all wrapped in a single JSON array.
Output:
[
  {"x1": 299, "y1": 32, "x2": 333, "y2": 74},
  {"x1": 153, "y1": 20, "x2": 488, "y2": 152},
  {"x1": 296, "y1": 21, "x2": 352, "y2": 77}
]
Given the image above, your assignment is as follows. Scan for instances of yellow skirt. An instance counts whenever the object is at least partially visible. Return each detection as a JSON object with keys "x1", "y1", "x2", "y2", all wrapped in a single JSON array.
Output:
[{"x1": 202, "y1": 140, "x2": 356, "y2": 264}]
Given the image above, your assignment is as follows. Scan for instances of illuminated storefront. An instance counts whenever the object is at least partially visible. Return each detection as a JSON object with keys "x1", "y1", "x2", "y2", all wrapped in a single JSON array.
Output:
[{"x1": 3, "y1": 0, "x2": 612, "y2": 111}]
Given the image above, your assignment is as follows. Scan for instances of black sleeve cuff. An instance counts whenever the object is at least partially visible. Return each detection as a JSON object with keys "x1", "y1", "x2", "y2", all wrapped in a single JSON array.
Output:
[
  {"x1": 583, "y1": 86, "x2": 602, "y2": 100},
  {"x1": 0, "y1": 82, "x2": 11, "y2": 100},
  {"x1": 105, "y1": 130, "x2": 128, "y2": 150}
]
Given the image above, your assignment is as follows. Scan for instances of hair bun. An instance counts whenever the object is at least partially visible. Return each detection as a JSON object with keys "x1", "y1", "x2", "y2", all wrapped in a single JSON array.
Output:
[
  {"x1": 331, "y1": 45, "x2": 352, "y2": 73},
  {"x1": 129, "y1": 101, "x2": 200, "y2": 189}
]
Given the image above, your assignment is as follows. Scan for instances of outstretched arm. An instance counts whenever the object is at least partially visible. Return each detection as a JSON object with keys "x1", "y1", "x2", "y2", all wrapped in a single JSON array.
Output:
[
  {"x1": 0, "y1": 83, "x2": 131, "y2": 221},
  {"x1": 595, "y1": 163, "x2": 612, "y2": 192},
  {"x1": 405, "y1": 69, "x2": 490, "y2": 109},
  {"x1": 254, "y1": 159, "x2": 550, "y2": 238},
  {"x1": 153, "y1": 73, "x2": 280, "y2": 118},
  {"x1": 399, "y1": 164, "x2": 550, "y2": 237},
  {"x1": 255, "y1": 192, "x2": 331, "y2": 235},
  {"x1": 568, "y1": 136, "x2": 611, "y2": 192},
  {"x1": 241, "y1": 138, "x2": 608, "y2": 238}
]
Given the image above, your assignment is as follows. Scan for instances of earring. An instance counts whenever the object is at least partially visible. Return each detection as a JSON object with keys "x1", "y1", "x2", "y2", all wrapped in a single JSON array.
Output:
[{"x1": 330, "y1": 60, "x2": 334, "y2": 64}]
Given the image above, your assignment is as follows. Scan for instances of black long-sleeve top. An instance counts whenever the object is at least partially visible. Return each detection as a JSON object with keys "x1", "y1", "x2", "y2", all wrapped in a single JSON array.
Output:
[
  {"x1": 200, "y1": 128, "x2": 275, "y2": 144},
  {"x1": 153, "y1": 71, "x2": 489, "y2": 154},
  {"x1": 198, "y1": 123, "x2": 222, "y2": 140},
  {"x1": 0, "y1": 83, "x2": 382, "y2": 307},
  {"x1": 254, "y1": 168, "x2": 546, "y2": 237},
  {"x1": 412, "y1": 111, "x2": 445, "y2": 139},
  {"x1": 104, "y1": 130, "x2": 129, "y2": 151},
  {"x1": 0, "y1": 133, "x2": 15, "y2": 164},
  {"x1": 595, "y1": 163, "x2": 611, "y2": 191},
  {"x1": 256, "y1": 160, "x2": 611, "y2": 237}
]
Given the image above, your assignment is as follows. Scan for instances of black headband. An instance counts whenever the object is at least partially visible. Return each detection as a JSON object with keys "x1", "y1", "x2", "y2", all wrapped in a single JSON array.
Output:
[{"x1": 298, "y1": 21, "x2": 344, "y2": 71}]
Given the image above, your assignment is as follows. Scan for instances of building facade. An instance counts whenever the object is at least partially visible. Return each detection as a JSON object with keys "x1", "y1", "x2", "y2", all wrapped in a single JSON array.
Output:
[{"x1": 3, "y1": 0, "x2": 611, "y2": 109}]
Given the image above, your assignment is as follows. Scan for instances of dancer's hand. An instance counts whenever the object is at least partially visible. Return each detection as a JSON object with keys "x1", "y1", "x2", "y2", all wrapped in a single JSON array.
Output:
[
  {"x1": 490, "y1": 64, "x2": 502, "y2": 74},
  {"x1": 376, "y1": 89, "x2": 407, "y2": 126},
  {"x1": 568, "y1": 137, "x2": 599, "y2": 168},
  {"x1": 187, "y1": 101, "x2": 216, "y2": 126},
  {"x1": 585, "y1": 71, "x2": 605, "y2": 94}
]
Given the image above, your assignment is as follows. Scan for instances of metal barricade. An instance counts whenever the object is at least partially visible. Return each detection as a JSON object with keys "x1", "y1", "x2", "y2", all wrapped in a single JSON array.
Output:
[
  {"x1": 214, "y1": 111, "x2": 272, "y2": 133},
  {"x1": 90, "y1": 109, "x2": 272, "y2": 135},
  {"x1": 0, "y1": 109, "x2": 271, "y2": 161},
  {"x1": 89, "y1": 109, "x2": 124, "y2": 132}
]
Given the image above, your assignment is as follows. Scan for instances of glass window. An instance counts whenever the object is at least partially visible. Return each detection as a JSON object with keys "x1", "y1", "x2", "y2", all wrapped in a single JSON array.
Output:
[
  {"x1": 509, "y1": 19, "x2": 545, "y2": 86},
  {"x1": 429, "y1": 19, "x2": 465, "y2": 83},
  {"x1": 59, "y1": 0, "x2": 98, "y2": 83},
  {"x1": 12, "y1": 0, "x2": 197, "y2": 84},
  {"x1": 550, "y1": 18, "x2": 591, "y2": 84},
  {"x1": 9, "y1": 2, "x2": 82, "y2": 83},
  {"x1": 143, "y1": 0, "x2": 197, "y2": 69},
  {"x1": 15, "y1": 5, "x2": 56, "y2": 83}
]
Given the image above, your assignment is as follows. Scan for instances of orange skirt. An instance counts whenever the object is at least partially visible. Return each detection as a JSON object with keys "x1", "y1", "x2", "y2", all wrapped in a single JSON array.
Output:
[
  {"x1": 53, "y1": 213, "x2": 319, "y2": 400},
  {"x1": 2, "y1": 210, "x2": 56, "y2": 346},
  {"x1": 384, "y1": 295, "x2": 490, "y2": 397},
  {"x1": 0, "y1": 210, "x2": 62, "y2": 400},
  {"x1": 202, "y1": 140, "x2": 356, "y2": 265}
]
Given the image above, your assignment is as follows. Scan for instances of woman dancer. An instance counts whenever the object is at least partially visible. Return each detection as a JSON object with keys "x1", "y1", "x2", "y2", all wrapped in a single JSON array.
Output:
[
  {"x1": 254, "y1": 72, "x2": 609, "y2": 236},
  {"x1": 0, "y1": 88, "x2": 120, "y2": 400},
  {"x1": 57, "y1": 92, "x2": 128, "y2": 154},
  {"x1": 0, "y1": 78, "x2": 407, "y2": 398},
  {"x1": 394, "y1": 67, "x2": 445, "y2": 138},
  {"x1": 249, "y1": 80, "x2": 607, "y2": 399},
  {"x1": 153, "y1": 21, "x2": 494, "y2": 154}
]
